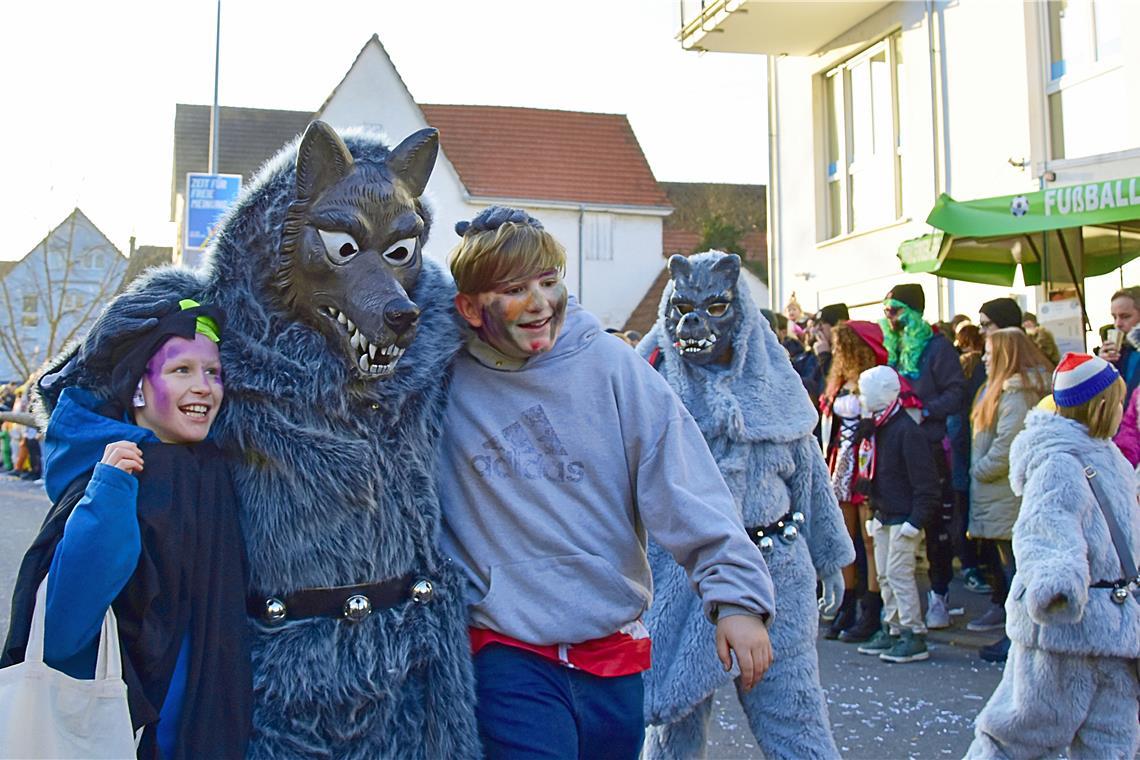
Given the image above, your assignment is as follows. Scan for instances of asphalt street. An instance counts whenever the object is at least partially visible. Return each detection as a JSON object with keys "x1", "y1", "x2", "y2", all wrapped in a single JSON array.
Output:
[{"x1": 0, "y1": 475, "x2": 1005, "y2": 759}]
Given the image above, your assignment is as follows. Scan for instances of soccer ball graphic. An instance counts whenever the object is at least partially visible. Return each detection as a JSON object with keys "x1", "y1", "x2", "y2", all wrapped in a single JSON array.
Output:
[{"x1": 1010, "y1": 196, "x2": 1030, "y2": 217}]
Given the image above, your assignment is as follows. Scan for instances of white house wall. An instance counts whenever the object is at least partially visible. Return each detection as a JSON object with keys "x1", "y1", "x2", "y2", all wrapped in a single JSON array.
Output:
[
  {"x1": 318, "y1": 39, "x2": 667, "y2": 329},
  {"x1": 773, "y1": 1, "x2": 1041, "y2": 323},
  {"x1": 0, "y1": 213, "x2": 125, "y2": 382}
]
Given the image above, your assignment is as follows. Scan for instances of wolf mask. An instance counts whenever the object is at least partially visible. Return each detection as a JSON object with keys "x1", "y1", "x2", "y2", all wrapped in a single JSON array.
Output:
[
  {"x1": 276, "y1": 120, "x2": 438, "y2": 380},
  {"x1": 665, "y1": 252, "x2": 741, "y2": 365}
]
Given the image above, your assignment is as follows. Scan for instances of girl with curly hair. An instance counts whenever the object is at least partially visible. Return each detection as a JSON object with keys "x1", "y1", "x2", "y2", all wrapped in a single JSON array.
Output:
[{"x1": 819, "y1": 320, "x2": 887, "y2": 641}]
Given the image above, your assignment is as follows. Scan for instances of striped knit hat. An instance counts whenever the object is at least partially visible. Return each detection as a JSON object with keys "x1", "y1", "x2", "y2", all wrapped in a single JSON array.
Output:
[{"x1": 1052, "y1": 352, "x2": 1120, "y2": 407}]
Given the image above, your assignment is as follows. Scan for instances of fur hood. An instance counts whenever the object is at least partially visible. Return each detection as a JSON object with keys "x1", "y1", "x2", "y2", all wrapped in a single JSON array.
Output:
[{"x1": 640, "y1": 266, "x2": 817, "y2": 443}]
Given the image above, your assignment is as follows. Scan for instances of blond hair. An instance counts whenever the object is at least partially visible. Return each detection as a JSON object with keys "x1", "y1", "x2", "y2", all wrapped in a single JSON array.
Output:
[
  {"x1": 448, "y1": 223, "x2": 566, "y2": 295},
  {"x1": 1056, "y1": 375, "x2": 1126, "y2": 439},
  {"x1": 971, "y1": 328, "x2": 1052, "y2": 431}
]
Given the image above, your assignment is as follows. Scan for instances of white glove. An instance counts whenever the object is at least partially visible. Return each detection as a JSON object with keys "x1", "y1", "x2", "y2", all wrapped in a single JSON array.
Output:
[
  {"x1": 818, "y1": 567, "x2": 845, "y2": 618},
  {"x1": 899, "y1": 521, "x2": 921, "y2": 539}
]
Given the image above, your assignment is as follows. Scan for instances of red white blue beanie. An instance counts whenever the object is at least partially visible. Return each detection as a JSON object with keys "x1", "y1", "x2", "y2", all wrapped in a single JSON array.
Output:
[{"x1": 1052, "y1": 352, "x2": 1120, "y2": 407}]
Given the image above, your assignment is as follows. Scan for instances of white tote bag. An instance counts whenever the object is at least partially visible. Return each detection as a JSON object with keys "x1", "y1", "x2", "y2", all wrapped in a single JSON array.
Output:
[{"x1": 0, "y1": 577, "x2": 135, "y2": 759}]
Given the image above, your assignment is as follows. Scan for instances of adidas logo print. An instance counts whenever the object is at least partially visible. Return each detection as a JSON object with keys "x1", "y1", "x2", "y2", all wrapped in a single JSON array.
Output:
[{"x1": 471, "y1": 404, "x2": 586, "y2": 483}]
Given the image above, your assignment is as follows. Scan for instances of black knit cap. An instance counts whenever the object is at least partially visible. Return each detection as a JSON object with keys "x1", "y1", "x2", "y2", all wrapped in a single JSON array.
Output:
[
  {"x1": 815, "y1": 303, "x2": 850, "y2": 326},
  {"x1": 980, "y1": 297, "x2": 1023, "y2": 329},
  {"x1": 106, "y1": 301, "x2": 225, "y2": 415},
  {"x1": 885, "y1": 283, "x2": 925, "y2": 312}
]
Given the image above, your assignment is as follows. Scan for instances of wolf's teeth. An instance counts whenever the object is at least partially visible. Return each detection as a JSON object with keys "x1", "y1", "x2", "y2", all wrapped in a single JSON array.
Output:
[
  {"x1": 346, "y1": 319, "x2": 356, "y2": 332},
  {"x1": 337, "y1": 312, "x2": 348, "y2": 325},
  {"x1": 358, "y1": 354, "x2": 370, "y2": 371},
  {"x1": 369, "y1": 343, "x2": 378, "y2": 360}
]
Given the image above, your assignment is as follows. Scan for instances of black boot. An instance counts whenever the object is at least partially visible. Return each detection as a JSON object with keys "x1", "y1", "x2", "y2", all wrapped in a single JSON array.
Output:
[
  {"x1": 839, "y1": 591, "x2": 883, "y2": 643},
  {"x1": 823, "y1": 591, "x2": 859, "y2": 640}
]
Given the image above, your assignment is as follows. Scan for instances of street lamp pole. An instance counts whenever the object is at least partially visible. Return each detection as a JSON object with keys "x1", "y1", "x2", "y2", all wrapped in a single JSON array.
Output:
[{"x1": 207, "y1": 0, "x2": 221, "y2": 174}]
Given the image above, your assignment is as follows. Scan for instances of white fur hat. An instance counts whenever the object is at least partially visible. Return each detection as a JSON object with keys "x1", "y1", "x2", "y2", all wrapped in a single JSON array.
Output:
[{"x1": 858, "y1": 365, "x2": 901, "y2": 414}]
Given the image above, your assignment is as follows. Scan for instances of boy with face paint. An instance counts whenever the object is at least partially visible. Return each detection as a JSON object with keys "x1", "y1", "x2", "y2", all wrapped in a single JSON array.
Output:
[
  {"x1": 440, "y1": 206, "x2": 777, "y2": 760},
  {"x1": 2, "y1": 299, "x2": 251, "y2": 760}
]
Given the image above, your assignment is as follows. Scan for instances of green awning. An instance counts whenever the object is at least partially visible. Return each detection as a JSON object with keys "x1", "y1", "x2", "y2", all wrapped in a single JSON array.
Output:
[{"x1": 899, "y1": 178, "x2": 1140, "y2": 287}]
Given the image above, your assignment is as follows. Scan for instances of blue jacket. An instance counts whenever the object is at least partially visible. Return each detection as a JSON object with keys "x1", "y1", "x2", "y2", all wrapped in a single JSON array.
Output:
[
  {"x1": 905, "y1": 332, "x2": 965, "y2": 443},
  {"x1": 42, "y1": 388, "x2": 188, "y2": 759}
]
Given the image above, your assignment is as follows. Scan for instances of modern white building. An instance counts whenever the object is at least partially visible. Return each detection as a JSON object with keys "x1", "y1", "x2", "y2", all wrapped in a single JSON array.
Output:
[
  {"x1": 0, "y1": 208, "x2": 126, "y2": 382},
  {"x1": 680, "y1": 0, "x2": 1138, "y2": 335}
]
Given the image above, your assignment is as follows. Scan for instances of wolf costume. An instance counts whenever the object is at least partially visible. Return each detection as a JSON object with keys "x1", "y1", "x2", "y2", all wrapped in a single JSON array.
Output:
[
  {"x1": 639, "y1": 251, "x2": 853, "y2": 760},
  {"x1": 966, "y1": 409, "x2": 1140, "y2": 760},
  {"x1": 39, "y1": 122, "x2": 479, "y2": 758}
]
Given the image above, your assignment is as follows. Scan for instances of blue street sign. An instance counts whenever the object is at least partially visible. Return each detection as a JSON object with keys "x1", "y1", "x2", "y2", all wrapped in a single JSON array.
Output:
[{"x1": 184, "y1": 173, "x2": 242, "y2": 250}]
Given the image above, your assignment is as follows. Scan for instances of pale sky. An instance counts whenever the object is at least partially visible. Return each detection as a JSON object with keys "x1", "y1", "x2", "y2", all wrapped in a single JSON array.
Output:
[{"x1": 0, "y1": 0, "x2": 768, "y2": 261}]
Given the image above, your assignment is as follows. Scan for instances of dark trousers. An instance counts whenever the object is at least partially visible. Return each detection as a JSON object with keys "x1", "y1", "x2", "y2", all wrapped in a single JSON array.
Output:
[
  {"x1": 24, "y1": 438, "x2": 42, "y2": 477},
  {"x1": 924, "y1": 441, "x2": 954, "y2": 596},
  {"x1": 951, "y1": 490, "x2": 980, "y2": 569},
  {"x1": 982, "y1": 539, "x2": 1017, "y2": 605},
  {"x1": 474, "y1": 644, "x2": 645, "y2": 760}
]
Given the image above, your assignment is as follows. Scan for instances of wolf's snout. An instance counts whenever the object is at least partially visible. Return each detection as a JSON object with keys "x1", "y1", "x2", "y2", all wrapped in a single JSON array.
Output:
[{"x1": 384, "y1": 300, "x2": 421, "y2": 336}]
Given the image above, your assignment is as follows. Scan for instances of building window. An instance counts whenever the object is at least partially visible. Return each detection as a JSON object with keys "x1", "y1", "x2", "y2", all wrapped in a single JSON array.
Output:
[
  {"x1": 21, "y1": 294, "x2": 38, "y2": 328},
  {"x1": 1046, "y1": 0, "x2": 1127, "y2": 160},
  {"x1": 822, "y1": 34, "x2": 904, "y2": 239},
  {"x1": 583, "y1": 213, "x2": 614, "y2": 261},
  {"x1": 62, "y1": 292, "x2": 86, "y2": 313}
]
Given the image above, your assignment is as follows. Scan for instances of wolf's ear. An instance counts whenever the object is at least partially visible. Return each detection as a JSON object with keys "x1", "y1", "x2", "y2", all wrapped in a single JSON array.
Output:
[
  {"x1": 667, "y1": 254, "x2": 691, "y2": 280},
  {"x1": 295, "y1": 121, "x2": 355, "y2": 202},
  {"x1": 712, "y1": 253, "x2": 741, "y2": 283},
  {"x1": 389, "y1": 128, "x2": 439, "y2": 198}
]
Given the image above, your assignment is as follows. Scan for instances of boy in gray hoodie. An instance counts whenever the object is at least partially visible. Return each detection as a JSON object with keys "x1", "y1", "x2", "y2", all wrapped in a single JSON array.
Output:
[{"x1": 437, "y1": 207, "x2": 776, "y2": 759}]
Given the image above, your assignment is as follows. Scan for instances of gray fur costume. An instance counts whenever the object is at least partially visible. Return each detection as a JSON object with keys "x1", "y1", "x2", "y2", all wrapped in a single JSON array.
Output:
[
  {"x1": 41, "y1": 127, "x2": 479, "y2": 757},
  {"x1": 966, "y1": 410, "x2": 1140, "y2": 760},
  {"x1": 638, "y1": 252, "x2": 854, "y2": 760}
]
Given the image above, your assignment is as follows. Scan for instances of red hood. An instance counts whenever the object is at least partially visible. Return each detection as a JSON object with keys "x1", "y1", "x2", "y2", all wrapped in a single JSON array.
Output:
[{"x1": 847, "y1": 320, "x2": 888, "y2": 365}]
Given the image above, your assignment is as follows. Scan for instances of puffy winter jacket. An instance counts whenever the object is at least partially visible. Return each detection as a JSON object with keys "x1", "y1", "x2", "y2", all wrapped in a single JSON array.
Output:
[{"x1": 968, "y1": 376, "x2": 1046, "y2": 540}]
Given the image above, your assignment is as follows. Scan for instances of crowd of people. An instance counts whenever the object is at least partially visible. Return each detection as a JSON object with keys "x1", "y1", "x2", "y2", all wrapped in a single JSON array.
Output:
[
  {"x1": 0, "y1": 124, "x2": 1135, "y2": 758},
  {"x1": 0, "y1": 379, "x2": 42, "y2": 482}
]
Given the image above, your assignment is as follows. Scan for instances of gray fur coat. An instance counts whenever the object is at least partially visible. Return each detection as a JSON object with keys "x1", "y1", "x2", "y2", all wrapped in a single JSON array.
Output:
[
  {"x1": 638, "y1": 273, "x2": 854, "y2": 723},
  {"x1": 1007, "y1": 409, "x2": 1140, "y2": 659},
  {"x1": 48, "y1": 130, "x2": 479, "y2": 758}
]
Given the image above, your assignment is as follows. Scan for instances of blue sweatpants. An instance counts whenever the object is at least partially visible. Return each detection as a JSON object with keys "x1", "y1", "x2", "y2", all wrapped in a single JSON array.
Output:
[{"x1": 474, "y1": 644, "x2": 645, "y2": 760}]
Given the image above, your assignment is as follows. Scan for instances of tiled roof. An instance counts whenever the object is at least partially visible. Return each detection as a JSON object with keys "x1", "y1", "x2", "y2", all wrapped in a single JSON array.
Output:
[
  {"x1": 419, "y1": 104, "x2": 671, "y2": 209},
  {"x1": 171, "y1": 104, "x2": 314, "y2": 220}
]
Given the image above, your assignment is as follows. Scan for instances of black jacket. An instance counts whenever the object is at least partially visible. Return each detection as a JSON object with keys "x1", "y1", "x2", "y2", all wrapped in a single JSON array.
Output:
[
  {"x1": 902, "y1": 332, "x2": 965, "y2": 443},
  {"x1": 868, "y1": 411, "x2": 941, "y2": 527}
]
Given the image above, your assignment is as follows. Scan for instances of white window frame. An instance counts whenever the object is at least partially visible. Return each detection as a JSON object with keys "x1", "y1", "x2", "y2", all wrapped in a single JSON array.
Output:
[
  {"x1": 821, "y1": 34, "x2": 904, "y2": 241},
  {"x1": 1043, "y1": 0, "x2": 1126, "y2": 161}
]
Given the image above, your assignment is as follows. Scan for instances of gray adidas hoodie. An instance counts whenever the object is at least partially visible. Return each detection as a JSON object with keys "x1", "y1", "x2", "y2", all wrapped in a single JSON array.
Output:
[{"x1": 438, "y1": 299, "x2": 775, "y2": 646}]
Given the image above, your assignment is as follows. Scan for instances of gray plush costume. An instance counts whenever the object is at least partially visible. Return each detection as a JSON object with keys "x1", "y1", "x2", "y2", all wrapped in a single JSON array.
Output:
[
  {"x1": 638, "y1": 252, "x2": 854, "y2": 760},
  {"x1": 966, "y1": 409, "x2": 1140, "y2": 760},
  {"x1": 41, "y1": 124, "x2": 479, "y2": 757}
]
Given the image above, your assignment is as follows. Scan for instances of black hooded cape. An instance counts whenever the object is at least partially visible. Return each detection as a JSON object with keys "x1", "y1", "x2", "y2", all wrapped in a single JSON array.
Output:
[{"x1": 1, "y1": 441, "x2": 251, "y2": 759}]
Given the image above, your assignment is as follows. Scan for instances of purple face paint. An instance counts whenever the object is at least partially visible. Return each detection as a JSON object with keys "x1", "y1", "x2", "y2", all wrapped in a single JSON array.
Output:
[
  {"x1": 133, "y1": 335, "x2": 223, "y2": 444},
  {"x1": 472, "y1": 272, "x2": 568, "y2": 359}
]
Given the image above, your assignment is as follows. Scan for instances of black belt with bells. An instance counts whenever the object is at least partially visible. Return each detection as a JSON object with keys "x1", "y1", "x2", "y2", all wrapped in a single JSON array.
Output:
[
  {"x1": 746, "y1": 510, "x2": 805, "y2": 552},
  {"x1": 248, "y1": 574, "x2": 436, "y2": 624}
]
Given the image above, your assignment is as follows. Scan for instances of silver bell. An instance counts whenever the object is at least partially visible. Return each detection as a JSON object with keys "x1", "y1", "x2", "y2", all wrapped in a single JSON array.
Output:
[
  {"x1": 792, "y1": 511, "x2": 806, "y2": 525},
  {"x1": 780, "y1": 523, "x2": 799, "y2": 543},
  {"x1": 411, "y1": 579, "x2": 435, "y2": 604},
  {"x1": 758, "y1": 535, "x2": 775, "y2": 552},
  {"x1": 264, "y1": 597, "x2": 287, "y2": 624},
  {"x1": 343, "y1": 594, "x2": 373, "y2": 622},
  {"x1": 1111, "y1": 586, "x2": 1130, "y2": 605}
]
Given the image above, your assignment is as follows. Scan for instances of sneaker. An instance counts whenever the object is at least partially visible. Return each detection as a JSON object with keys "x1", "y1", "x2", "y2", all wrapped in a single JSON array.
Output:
[
  {"x1": 966, "y1": 604, "x2": 1006, "y2": 632},
  {"x1": 857, "y1": 627, "x2": 897, "y2": 655},
  {"x1": 962, "y1": 568, "x2": 993, "y2": 595},
  {"x1": 979, "y1": 635, "x2": 1011, "y2": 663},
  {"x1": 925, "y1": 590, "x2": 951, "y2": 629},
  {"x1": 880, "y1": 631, "x2": 930, "y2": 663}
]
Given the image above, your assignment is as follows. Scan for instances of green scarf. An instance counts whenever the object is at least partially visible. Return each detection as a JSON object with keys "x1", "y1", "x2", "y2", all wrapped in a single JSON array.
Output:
[{"x1": 880, "y1": 300, "x2": 932, "y2": 379}]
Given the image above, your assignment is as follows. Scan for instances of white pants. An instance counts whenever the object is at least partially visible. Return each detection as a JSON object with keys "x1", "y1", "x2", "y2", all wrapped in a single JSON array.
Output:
[{"x1": 872, "y1": 519, "x2": 927, "y2": 634}]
